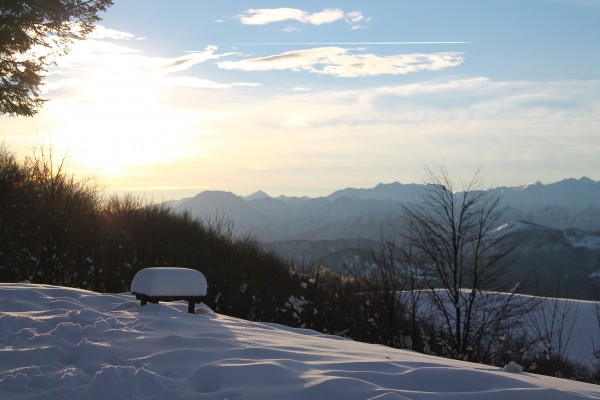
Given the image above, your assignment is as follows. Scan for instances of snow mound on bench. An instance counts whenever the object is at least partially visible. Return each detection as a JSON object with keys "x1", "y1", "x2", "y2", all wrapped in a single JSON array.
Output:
[{"x1": 131, "y1": 267, "x2": 207, "y2": 296}]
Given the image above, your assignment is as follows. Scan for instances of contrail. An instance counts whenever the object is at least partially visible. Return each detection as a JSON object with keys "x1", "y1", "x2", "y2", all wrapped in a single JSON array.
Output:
[{"x1": 214, "y1": 41, "x2": 470, "y2": 46}]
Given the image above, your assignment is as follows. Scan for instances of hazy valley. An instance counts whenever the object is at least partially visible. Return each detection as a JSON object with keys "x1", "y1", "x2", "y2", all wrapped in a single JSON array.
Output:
[{"x1": 170, "y1": 177, "x2": 600, "y2": 300}]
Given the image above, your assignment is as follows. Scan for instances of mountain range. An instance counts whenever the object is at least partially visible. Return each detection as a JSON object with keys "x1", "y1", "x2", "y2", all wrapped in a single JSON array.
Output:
[{"x1": 169, "y1": 177, "x2": 600, "y2": 299}]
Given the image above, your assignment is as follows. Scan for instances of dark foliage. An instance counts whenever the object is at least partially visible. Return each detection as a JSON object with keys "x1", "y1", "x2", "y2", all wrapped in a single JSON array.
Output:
[
  {"x1": 0, "y1": 146, "x2": 597, "y2": 383},
  {"x1": 0, "y1": 0, "x2": 113, "y2": 116}
]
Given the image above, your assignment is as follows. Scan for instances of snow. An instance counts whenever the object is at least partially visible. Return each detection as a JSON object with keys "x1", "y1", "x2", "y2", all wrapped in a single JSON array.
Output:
[
  {"x1": 400, "y1": 290, "x2": 600, "y2": 368},
  {"x1": 130, "y1": 267, "x2": 207, "y2": 296},
  {"x1": 565, "y1": 231, "x2": 600, "y2": 250},
  {"x1": 502, "y1": 361, "x2": 524, "y2": 374},
  {"x1": 1, "y1": 284, "x2": 598, "y2": 399}
]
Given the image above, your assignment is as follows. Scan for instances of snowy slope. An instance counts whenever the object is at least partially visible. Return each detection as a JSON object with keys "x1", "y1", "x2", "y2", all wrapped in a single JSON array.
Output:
[{"x1": 1, "y1": 284, "x2": 598, "y2": 400}]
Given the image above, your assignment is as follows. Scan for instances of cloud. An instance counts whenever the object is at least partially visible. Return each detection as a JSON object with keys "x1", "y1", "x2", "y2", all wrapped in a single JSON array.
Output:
[
  {"x1": 43, "y1": 41, "x2": 259, "y2": 101},
  {"x1": 346, "y1": 11, "x2": 371, "y2": 30},
  {"x1": 236, "y1": 8, "x2": 368, "y2": 29},
  {"x1": 218, "y1": 47, "x2": 464, "y2": 77},
  {"x1": 191, "y1": 77, "x2": 600, "y2": 193},
  {"x1": 369, "y1": 77, "x2": 492, "y2": 97},
  {"x1": 165, "y1": 77, "x2": 261, "y2": 89},
  {"x1": 238, "y1": 8, "x2": 343, "y2": 25},
  {"x1": 89, "y1": 25, "x2": 135, "y2": 40},
  {"x1": 345, "y1": 10, "x2": 371, "y2": 29},
  {"x1": 282, "y1": 25, "x2": 301, "y2": 33},
  {"x1": 345, "y1": 11, "x2": 365, "y2": 24},
  {"x1": 161, "y1": 46, "x2": 236, "y2": 73}
]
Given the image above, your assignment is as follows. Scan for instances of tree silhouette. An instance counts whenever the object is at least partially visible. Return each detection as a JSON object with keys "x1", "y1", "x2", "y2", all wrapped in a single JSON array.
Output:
[
  {"x1": 402, "y1": 165, "x2": 523, "y2": 361},
  {"x1": 0, "y1": 0, "x2": 112, "y2": 116}
]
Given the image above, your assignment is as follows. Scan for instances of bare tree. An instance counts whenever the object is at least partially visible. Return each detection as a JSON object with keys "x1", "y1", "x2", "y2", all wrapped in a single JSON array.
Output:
[
  {"x1": 350, "y1": 236, "x2": 411, "y2": 348},
  {"x1": 402, "y1": 165, "x2": 523, "y2": 361},
  {"x1": 24, "y1": 145, "x2": 100, "y2": 286},
  {"x1": 587, "y1": 283, "x2": 600, "y2": 382},
  {"x1": 525, "y1": 294, "x2": 579, "y2": 377},
  {"x1": 0, "y1": 143, "x2": 34, "y2": 281}
]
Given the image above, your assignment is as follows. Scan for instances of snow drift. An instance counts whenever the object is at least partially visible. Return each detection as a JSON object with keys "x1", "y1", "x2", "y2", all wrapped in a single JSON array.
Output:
[{"x1": 0, "y1": 283, "x2": 598, "y2": 400}]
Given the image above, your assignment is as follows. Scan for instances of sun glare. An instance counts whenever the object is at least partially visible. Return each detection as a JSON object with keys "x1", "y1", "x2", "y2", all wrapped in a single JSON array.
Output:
[{"x1": 45, "y1": 41, "x2": 211, "y2": 177}]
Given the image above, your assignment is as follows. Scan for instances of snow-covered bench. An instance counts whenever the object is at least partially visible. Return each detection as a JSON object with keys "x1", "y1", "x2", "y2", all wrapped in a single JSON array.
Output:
[{"x1": 131, "y1": 267, "x2": 207, "y2": 314}]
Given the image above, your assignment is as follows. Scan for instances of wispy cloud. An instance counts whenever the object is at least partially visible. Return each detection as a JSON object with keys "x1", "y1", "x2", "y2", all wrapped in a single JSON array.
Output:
[
  {"x1": 236, "y1": 8, "x2": 369, "y2": 29},
  {"x1": 88, "y1": 25, "x2": 136, "y2": 40},
  {"x1": 238, "y1": 8, "x2": 342, "y2": 25},
  {"x1": 183, "y1": 77, "x2": 600, "y2": 193},
  {"x1": 218, "y1": 47, "x2": 464, "y2": 77},
  {"x1": 161, "y1": 46, "x2": 235, "y2": 74},
  {"x1": 345, "y1": 11, "x2": 371, "y2": 30},
  {"x1": 47, "y1": 38, "x2": 255, "y2": 95},
  {"x1": 368, "y1": 77, "x2": 492, "y2": 98},
  {"x1": 282, "y1": 26, "x2": 301, "y2": 33},
  {"x1": 31, "y1": 34, "x2": 259, "y2": 176},
  {"x1": 165, "y1": 76, "x2": 261, "y2": 89},
  {"x1": 345, "y1": 11, "x2": 365, "y2": 24}
]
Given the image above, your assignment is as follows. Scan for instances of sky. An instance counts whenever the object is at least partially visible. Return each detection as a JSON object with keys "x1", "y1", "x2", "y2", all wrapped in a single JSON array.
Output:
[{"x1": 1, "y1": 0, "x2": 599, "y2": 199}]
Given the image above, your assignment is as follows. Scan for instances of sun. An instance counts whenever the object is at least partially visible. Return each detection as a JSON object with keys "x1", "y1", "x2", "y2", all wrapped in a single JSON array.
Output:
[{"x1": 44, "y1": 43, "x2": 206, "y2": 178}]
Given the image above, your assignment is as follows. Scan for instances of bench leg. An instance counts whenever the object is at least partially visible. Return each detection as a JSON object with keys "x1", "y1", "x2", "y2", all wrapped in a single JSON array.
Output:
[
  {"x1": 140, "y1": 298, "x2": 158, "y2": 307},
  {"x1": 188, "y1": 301, "x2": 195, "y2": 314}
]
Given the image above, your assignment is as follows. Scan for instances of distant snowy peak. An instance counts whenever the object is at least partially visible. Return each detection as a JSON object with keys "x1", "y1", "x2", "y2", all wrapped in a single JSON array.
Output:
[
  {"x1": 495, "y1": 176, "x2": 600, "y2": 209},
  {"x1": 267, "y1": 177, "x2": 599, "y2": 205},
  {"x1": 494, "y1": 220, "x2": 542, "y2": 234},
  {"x1": 177, "y1": 177, "x2": 600, "y2": 205},
  {"x1": 168, "y1": 177, "x2": 600, "y2": 242},
  {"x1": 564, "y1": 229, "x2": 600, "y2": 250},
  {"x1": 190, "y1": 190, "x2": 246, "y2": 207},
  {"x1": 328, "y1": 181, "x2": 422, "y2": 202},
  {"x1": 513, "y1": 177, "x2": 595, "y2": 190},
  {"x1": 245, "y1": 190, "x2": 271, "y2": 200}
]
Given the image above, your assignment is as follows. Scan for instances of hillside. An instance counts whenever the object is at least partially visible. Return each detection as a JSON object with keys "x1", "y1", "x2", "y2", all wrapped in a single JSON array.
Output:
[
  {"x1": 170, "y1": 177, "x2": 600, "y2": 241},
  {"x1": 170, "y1": 178, "x2": 600, "y2": 299},
  {"x1": 1, "y1": 283, "x2": 599, "y2": 400}
]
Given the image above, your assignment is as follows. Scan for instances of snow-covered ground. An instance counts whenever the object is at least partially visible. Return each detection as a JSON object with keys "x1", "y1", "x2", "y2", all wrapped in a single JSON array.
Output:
[
  {"x1": 565, "y1": 230, "x2": 600, "y2": 251},
  {"x1": 1, "y1": 283, "x2": 598, "y2": 400},
  {"x1": 399, "y1": 289, "x2": 600, "y2": 368}
]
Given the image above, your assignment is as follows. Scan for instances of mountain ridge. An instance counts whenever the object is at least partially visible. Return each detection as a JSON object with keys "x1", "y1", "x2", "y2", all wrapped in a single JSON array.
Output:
[
  {"x1": 169, "y1": 177, "x2": 600, "y2": 242},
  {"x1": 169, "y1": 177, "x2": 600, "y2": 300}
]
